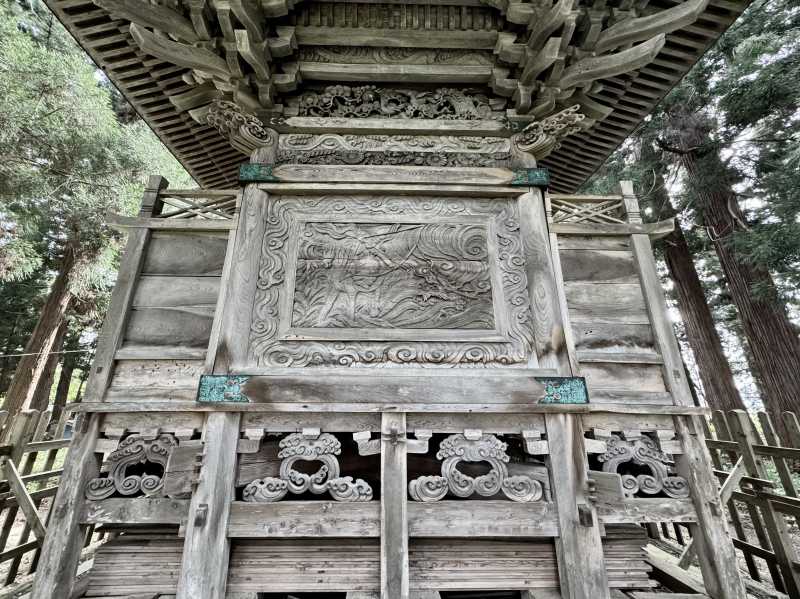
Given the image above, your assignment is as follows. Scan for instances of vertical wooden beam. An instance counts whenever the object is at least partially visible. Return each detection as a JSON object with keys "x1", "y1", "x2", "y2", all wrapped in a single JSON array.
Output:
[
  {"x1": 674, "y1": 416, "x2": 747, "y2": 599},
  {"x1": 621, "y1": 180, "x2": 693, "y2": 407},
  {"x1": 518, "y1": 188, "x2": 572, "y2": 371},
  {"x1": 381, "y1": 412, "x2": 409, "y2": 599},
  {"x1": 31, "y1": 413, "x2": 101, "y2": 599},
  {"x1": 84, "y1": 175, "x2": 168, "y2": 402},
  {"x1": 213, "y1": 184, "x2": 269, "y2": 371},
  {"x1": 545, "y1": 413, "x2": 609, "y2": 599},
  {"x1": 176, "y1": 412, "x2": 240, "y2": 599}
]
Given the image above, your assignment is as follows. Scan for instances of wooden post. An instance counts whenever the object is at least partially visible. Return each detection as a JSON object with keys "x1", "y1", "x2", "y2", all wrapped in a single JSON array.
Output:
[
  {"x1": 31, "y1": 413, "x2": 101, "y2": 599},
  {"x1": 545, "y1": 413, "x2": 609, "y2": 599},
  {"x1": 381, "y1": 412, "x2": 409, "y2": 599},
  {"x1": 621, "y1": 181, "x2": 746, "y2": 598},
  {"x1": 176, "y1": 412, "x2": 240, "y2": 599},
  {"x1": 518, "y1": 188, "x2": 572, "y2": 371},
  {"x1": 673, "y1": 416, "x2": 747, "y2": 599},
  {"x1": 84, "y1": 175, "x2": 167, "y2": 402}
]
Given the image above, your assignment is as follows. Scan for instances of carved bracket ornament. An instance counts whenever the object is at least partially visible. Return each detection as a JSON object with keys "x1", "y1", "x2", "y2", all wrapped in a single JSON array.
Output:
[
  {"x1": 591, "y1": 432, "x2": 689, "y2": 499},
  {"x1": 243, "y1": 432, "x2": 373, "y2": 502},
  {"x1": 85, "y1": 435, "x2": 179, "y2": 500},
  {"x1": 408, "y1": 432, "x2": 544, "y2": 502}
]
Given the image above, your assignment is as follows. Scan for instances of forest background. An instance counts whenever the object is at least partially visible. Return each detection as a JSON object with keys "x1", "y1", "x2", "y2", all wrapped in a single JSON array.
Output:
[{"x1": 0, "y1": 0, "x2": 798, "y2": 430}]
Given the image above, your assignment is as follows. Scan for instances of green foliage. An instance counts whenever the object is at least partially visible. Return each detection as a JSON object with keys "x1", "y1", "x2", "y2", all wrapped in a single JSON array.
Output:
[{"x1": 0, "y1": 1, "x2": 192, "y2": 399}]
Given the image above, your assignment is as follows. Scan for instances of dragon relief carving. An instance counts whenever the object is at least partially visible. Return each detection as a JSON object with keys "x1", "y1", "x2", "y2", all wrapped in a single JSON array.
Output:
[
  {"x1": 243, "y1": 432, "x2": 372, "y2": 502},
  {"x1": 294, "y1": 86, "x2": 504, "y2": 120},
  {"x1": 595, "y1": 433, "x2": 689, "y2": 499},
  {"x1": 408, "y1": 433, "x2": 544, "y2": 502},
  {"x1": 85, "y1": 435, "x2": 178, "y2": 500},
  {"x1": 248, "y1": 196, "x2": 534, "y2": 368}
]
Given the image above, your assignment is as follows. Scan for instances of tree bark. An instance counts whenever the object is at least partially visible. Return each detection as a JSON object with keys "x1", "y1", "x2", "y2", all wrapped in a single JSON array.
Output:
[
  {"x1": 2, "y1": 246, "x2": 75, "y2": 422},
  {"x1": 662, "y1": 223, "x2": 747, "y2": 411},
  {"x1": 30, "y1": 320, "x2": 67, "y2": 413},
  {"x1": 50, "y1": 352, "x2": 74, "y2": 429},
  {"x1": 674, "y1": 115, "x2": 800, "y2": 435}
]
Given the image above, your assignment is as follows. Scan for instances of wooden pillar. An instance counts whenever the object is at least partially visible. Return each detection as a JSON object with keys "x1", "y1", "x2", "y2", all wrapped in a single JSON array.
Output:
[
  {"x1": 381, "y1": 412, "x2": 409, "y2": 599},
  {"x1": 620, "y1": 181, "x2": 746, "y2": 599},
  {"x1": 176, "y1": 412, "x2": 240, "y2": 599},
  {"x1": 84, "y1": 175, "x2": 168, "y2": 402},
  {"x1": 30, "y1": 413, "x2": 101, "y2": 599},
  {"x1": 546, "y1": 413, "x2": 610, "y2": 599}
]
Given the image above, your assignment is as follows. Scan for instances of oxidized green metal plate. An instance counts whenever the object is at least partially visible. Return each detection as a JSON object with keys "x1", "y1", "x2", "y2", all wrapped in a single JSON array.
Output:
[
  {"x1": 535, "y1": 377, "x2": 589, "y2": 404},
  {"x1": 197, "y1": 375, "x2": 251, "y2": 403},
  {"x1": 239, "y1": 163, "x2": 279, "y2": 183},
  {"x1": 511, "y1": 168, "x2": 550, "y2": 187}
]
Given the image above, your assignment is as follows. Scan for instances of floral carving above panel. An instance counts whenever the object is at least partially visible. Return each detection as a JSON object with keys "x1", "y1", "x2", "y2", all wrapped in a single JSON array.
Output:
[{"x1": 294, "y1": 86, "x2": 505, "y2": 120}]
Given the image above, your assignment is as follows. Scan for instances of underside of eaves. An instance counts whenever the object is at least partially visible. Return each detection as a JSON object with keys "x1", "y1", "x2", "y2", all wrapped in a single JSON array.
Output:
[{"x1": 46, "y1": 0, "x2": 750, "y2": 192}]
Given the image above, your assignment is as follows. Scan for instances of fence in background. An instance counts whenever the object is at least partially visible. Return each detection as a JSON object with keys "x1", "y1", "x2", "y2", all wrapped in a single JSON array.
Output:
[
  {"x1": 649, "y1": 410, "x2": 800, "y2": 597},
  {"x1": 0, "y1": 409, "x2": 100, "y2": 597}
]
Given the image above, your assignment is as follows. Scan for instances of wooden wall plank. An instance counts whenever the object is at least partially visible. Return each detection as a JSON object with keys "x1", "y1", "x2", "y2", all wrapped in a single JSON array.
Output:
[
  {"x1": 381, "y1": 412, "x2": 409, "y2": 599},
  {"x1": 124, "y1": 307, "x2": 214, "y2": 348},
  {"x1": 133, "y1": 276, "x2": 221, "y2": 308},
  {"x1": 582, "y1": 362, "x2": 667, "y2": 394},
  {"x1": 564, "y1": 282, "x2": 649, "y2": 324},
  {"x1": 558, "y1": 249, "x2": 638, "y2": 284},
  {"x1": 143, "y1": 232, "x2": 229, "y2": 276},
  {"x1": 571, "y1": 322, "x2": 655, "y2": 354}
]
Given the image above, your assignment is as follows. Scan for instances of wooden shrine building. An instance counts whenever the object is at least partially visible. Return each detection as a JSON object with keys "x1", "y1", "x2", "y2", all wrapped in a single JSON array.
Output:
[{"x1": 34, "y1": 1, "x2": 752, "y2": 598}]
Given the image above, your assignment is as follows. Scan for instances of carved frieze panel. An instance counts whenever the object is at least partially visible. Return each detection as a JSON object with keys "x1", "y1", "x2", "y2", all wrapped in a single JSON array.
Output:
[
  {"x1": 296, "y1": 47, "x2": 495, "y2": 66},
  {"x1": 408, "y1": 433, "x2": 545, "y2": 502},
  {"x1": 85, "y1": 434, "x2": 178, "y2": 500},
  {"x1": 242, "y1": 432, "x2": 372, "y2": 502},
  {"x1": 248, "y1": 195, "x2": 534, "y2": 368}
]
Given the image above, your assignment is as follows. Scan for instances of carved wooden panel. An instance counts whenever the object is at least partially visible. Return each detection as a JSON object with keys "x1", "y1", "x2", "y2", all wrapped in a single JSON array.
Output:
[{"x1": 248, "y1": 195, "x2": 534, "y2": 368}]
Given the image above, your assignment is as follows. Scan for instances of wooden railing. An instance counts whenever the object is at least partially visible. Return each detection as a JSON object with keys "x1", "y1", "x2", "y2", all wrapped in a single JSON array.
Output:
[
  {"x1": 0, "y1": 409, "x2": 100, "y2": 596},
  {"x1": 648, "y1": 409, "x2": 800, "y2": 597}
]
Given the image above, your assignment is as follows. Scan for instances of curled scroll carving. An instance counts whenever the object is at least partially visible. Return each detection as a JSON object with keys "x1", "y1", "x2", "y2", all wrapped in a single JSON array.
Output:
[
  {"x1": 85, "y1": 434, "x2": 178, "y2": 501},
  {"x1": 408, "y1": 433, "x2": 543, "y2": 502},
  {"x1": 511, "y1": 105, "x2": 587, "y2": 162},
  {"x1": 243, "y1": 432, "x2": 372, "y2": 502},
  {"x1": 206, "y1": 100, "x2": 278, "y2": 155},
  {"x1": 596, "y1": 434, "x2": 689, "y2": 499}
]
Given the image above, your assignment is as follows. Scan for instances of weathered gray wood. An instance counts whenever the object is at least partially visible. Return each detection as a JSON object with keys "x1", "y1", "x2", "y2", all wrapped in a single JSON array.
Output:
[
  {"x1": 381, "y1": 412, "x2": 408, "y2": 599},
  {"x1": 84, "y1": 176, "x2": 166, "y2": 402},
  {"x1": 176, "y1": 412, "x2": 240, "y2": 599},
  {"x1": 408, "y1": 501, "x2": 557, "y2": 537},
  {"x1": 71, "y1": 400, "x2": 710, "y2": 416},
  {"x1": 549, "y1": 219, "x2": 674, "y2": 237},
  {"x1": 518, "y1": 188, "x2": 570, "y2": 370},
  {"x1": 142, "y1": 232, "x2": 229, "y2": 276},
  {"x1": 596, "y1": 498, "x2": 696, "y2": 524},
  {"x1": 564, "y1": 282, "x2": 649, "y2": 324},
  {"x1": 727, "y1": 410, "x2": 800, "y2": 596},
  {"x1": 109, "y1": 359, "x2": 205, "y2": 390},
  {"x1": 545, "y1": 413, "x2": 610, "y2": 599},
  {"x1": 107, "y1": 213, "x2": 236, "y2": 230},
  {"x1": 30, "y1": 413, "x2": 101, "y2": 599},
  {"x1": 1, "y1": 458, "x2": 45, "y2": 542},
  {"x1": 271, "y1": 164, "x2": 516, "y2": 185},
  {"x1": 124, "y1": 307, "x2": 214, "y2": 348},
  {"x1": 257, "y1": 182, "x2": 521, "y2": 197},
  {"x1": 557, "y1": 236, "x2": 630, "y2": 251},
  {"x1": 582, "y1": 362, "x2": 667, "y2": 394},
  {"x1": 571, "y1": 322, "x2": 655, "y2": 354},
  {"x1": 164, "y1": 440, "x2": 203, "y2": 497},
  {"x1": 214, "y1": 185, "x2": 269, "y2": 371},
  {"x1": 558, "y1": 249, "x2": 638, "y2": 284},
  {"x1": 241, "y1": 369, "x2": 567, "y2": 407},
  {"x1": 82, "y1": 498, "x2": 189, "y2": 525},
  {"x1": 242, "y1": 412, "x2": 381, "y2": 432},
  {"x1": 622, "y1": 182, "x2": 693, "y2": 407},
  {"x1": 228, "y1": 501, "x2": 380, "y2": 537},
  {"x1": 133, "y1": 276, "x2": 220, "y2": 307},
  {"x1": 673, "y1": 416, "x2": 746, "y2": 599}
]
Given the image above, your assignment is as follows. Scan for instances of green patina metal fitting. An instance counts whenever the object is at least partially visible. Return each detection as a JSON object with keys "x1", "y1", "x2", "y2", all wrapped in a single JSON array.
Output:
[
  {"x1": 536, "y1": 377, "x2": 589, "y2": 404},
  {"x1": 511, "y1": 168, "x2": 550, "y2": 187},
  {"x1": 197, "y1": 375, "x2": 251, "y2": 403},
  {"x1": 239, "y1": 163, "x2": 279, "y2": 183}
]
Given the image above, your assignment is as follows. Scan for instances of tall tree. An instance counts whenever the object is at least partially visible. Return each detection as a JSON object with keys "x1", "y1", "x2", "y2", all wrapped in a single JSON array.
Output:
[{"x1": 0, "y1": 4, "x2": 192, "y2": 421}]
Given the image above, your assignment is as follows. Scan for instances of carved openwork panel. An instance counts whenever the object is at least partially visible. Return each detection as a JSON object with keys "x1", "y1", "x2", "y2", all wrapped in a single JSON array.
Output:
[
  {"x1": 248, "y1": 195, "x2": 534, "y2": 368},
  {"x1": 587, "y1": 430, "x2": 689, "y2": 499},
  {"x1": 85, "y1": 434, "x2": 178, "y2": 500}
]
